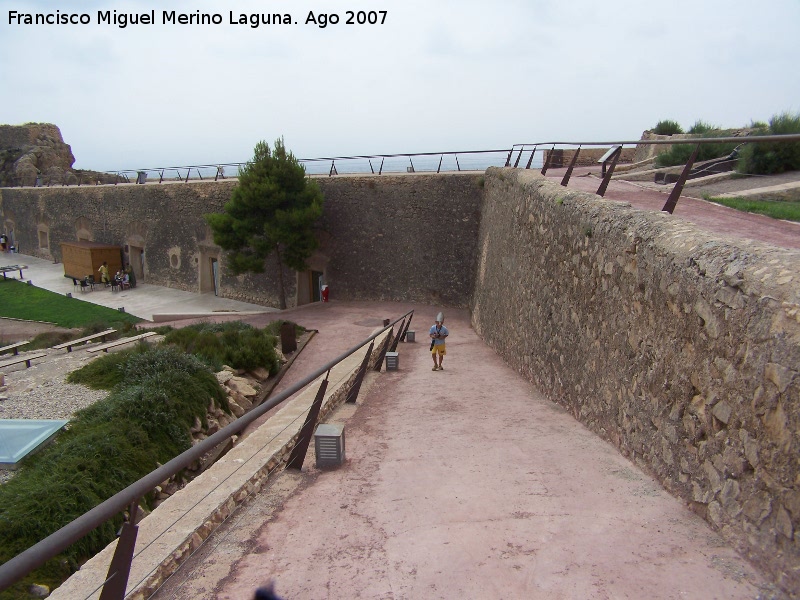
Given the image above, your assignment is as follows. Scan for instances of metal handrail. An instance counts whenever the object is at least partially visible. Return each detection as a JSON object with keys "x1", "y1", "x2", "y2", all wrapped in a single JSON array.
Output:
[
  {"x1": 509, "y1": 133, "x2": 800, "y2": 148},
  {"x1": 6, "y1": 134, "x2": 799, "y2": 190},
  {"x1": 0, "y1": 309, "x2": 413, "y2": 593},
  {"x1": 506, "y1": 133, "x2": 800, "y2": 213}
]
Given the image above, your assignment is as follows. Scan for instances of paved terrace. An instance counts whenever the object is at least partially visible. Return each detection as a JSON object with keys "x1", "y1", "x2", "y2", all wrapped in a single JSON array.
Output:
[{"x1": 139, "y1": 301, "x2": 771, "y2": 600}]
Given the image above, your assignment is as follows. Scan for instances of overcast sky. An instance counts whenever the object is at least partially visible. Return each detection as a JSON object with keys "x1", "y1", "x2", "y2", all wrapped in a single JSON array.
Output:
[{"x1": 1, "y1": 0, "x2": 798, "y2": 171}]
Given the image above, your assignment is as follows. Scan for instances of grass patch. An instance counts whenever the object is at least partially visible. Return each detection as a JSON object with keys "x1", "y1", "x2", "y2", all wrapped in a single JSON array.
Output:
[
  {"x1": 0, "y1": 280, "x2": 140, "y2": 329},
  {"x1": 705, "y1": 196, "x2": 800, "y2": 222}
]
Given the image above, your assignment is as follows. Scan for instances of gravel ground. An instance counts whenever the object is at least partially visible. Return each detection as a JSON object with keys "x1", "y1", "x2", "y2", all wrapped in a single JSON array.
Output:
[{"x1": 1, "y1": 323, "x2": 112, "y2": 483}]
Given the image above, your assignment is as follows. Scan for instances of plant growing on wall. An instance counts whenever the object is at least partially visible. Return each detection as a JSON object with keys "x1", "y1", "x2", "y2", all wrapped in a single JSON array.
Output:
[{"x1": 205, "y1": 138, "x2": 324, "y2": 309}]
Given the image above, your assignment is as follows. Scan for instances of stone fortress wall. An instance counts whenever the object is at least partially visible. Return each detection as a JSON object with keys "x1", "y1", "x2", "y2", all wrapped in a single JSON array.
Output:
[
  {"x1": 0, "y1": 173, "x2": 484, "y2": 309},
  {"x1": 471, "y1": 168, "x2": 800, "y2": 593},
  {"x1": 1, "y1": 168, "x2": 798, "y2": 592}
]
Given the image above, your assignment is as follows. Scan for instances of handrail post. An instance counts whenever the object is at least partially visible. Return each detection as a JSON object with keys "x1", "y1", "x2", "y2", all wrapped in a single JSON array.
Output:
[
  {"x1": 437, "y1": 155, "x2": 443, "y2": 173},
  {"x1": 504, "y1": 147, "x2": 515, "y2": 167},
  {"x1": 561, "y1": 146, "x2": 581, "y2": 186},
  {"x1": 286, "y1": 373, "x2": 330, "y2": 470},
  {"x1": 513, "y1": 147, "x2": 524, "y2": 168},
  {"x1": 541, "y1": 145, "x2": 555, "y2": 175},
  {"x1": 596, "y1": 146, "x2": 622, "y2": 197},
  {"x1": 662, "y1": 144, "x2": 701, "y2": 214},
  {"x1": 373, "y1": 330, "x2": 393, "y2": 372},
  {"x1": 346, "y1": 341, "x2": 374, "y2": 404},
  {"x1": 389, "y1": 318, "x2": 406, "y2": 352},
  {"x1": 399, "y1": 313, "x2": 413, "y2": 342},
  {"x1": 98, "y1": 503, "x2": 139, "y2": 600},
  {"x1": 525, "y1": 146, "x2": 538, "y2": 169}
]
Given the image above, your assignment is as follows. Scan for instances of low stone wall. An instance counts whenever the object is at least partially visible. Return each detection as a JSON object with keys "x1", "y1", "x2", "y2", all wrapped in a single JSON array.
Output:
[{"x1": 471, "y1": 167, "x2": 800, "y2": 593}]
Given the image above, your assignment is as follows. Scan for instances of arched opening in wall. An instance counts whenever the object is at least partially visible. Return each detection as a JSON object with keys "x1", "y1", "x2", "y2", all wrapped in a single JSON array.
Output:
[
  {"x1": 38, "y1": 225, "x2": 49, "y2": 252},
  {"x1": 128, "y1": 246, "x2": 145, "y2": 282},
  {"x1": 3, "y1": 220, "x2": 16, "y2": 251},
  {"x1": 297, "y1": 254, "x2": 328, "y2": 305},
  {"x1": 198, "y1": 247, "x2": 220, "y2": 294},
  {"x1": 75, "y1": 216, "x2": 93, "y2": 242}
]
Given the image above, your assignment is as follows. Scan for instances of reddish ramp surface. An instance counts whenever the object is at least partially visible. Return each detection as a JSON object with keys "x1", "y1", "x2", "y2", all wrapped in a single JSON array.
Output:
[{"x1": 153, "y1": 303, "x2": 771, "y2": 600}]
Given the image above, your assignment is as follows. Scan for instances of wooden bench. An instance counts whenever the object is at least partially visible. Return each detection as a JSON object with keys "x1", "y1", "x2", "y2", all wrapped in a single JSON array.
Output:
[
  {"x1": 52, "y1": 329, "x2": 117, "y2": 353},
  {"x1": 87, "y1": 331, "x2": 158, "y2": 353},
  {"x1": 0, "y1": 265, "x2": 27, "y2": 280},
  {"x1": 0, "y1": 340, "x2": 30, "y2": 356},
  {"x1": 0, "y1": 352, "x2": 47, "y2": 370}
]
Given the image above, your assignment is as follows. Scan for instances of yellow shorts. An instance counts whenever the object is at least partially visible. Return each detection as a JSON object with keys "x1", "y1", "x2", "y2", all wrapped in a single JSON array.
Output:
[{"x1": 431, "y1": 343, "x2": 446, "y2": 355}]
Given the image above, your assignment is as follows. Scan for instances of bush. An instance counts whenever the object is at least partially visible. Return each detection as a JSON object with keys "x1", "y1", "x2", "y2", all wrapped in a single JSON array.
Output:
[
  {"x1": 738, "y1": 111, "x2": 800, "y2": 175},
  {"x1": 164, "y1": 321, "x2": 281, "y2": 374},
  {"x1": 0, "y1": 345, "x2": 228, "y2": 596},
  {"x1": 688, "y1": 120, "x2": 716, "y2": 134},
  {"x1": 652, "y1": 119, "x2": 684, "y2": 135},
  {"x1": 66, "y1": 345, "x2": 146, "y2": 389},
  {"x1": 655, "y1": 128, "x2": 738, "y2": 168}
]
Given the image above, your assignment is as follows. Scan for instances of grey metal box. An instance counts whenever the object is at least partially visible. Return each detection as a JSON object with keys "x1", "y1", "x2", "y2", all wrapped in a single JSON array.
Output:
[
  {"x1": 314, "y1": 423, "x2": 345, "y2": 467},
  {"x1": 385, "y1": 351, "x2": 399, "y2": 370},
  {"x1": 405, "y1": 330, "x2": 415, "y2": 342}
]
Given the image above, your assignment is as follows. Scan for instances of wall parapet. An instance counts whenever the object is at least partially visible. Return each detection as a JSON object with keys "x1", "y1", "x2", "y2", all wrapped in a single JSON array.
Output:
[{"x1": 471, "y1": 167, "x2": 800, "y2": 593}]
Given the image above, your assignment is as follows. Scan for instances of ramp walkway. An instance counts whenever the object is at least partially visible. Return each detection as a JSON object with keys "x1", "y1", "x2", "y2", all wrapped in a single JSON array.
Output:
[{"x1": 146, "y1": 301, "x2": 771, "y2": 600}]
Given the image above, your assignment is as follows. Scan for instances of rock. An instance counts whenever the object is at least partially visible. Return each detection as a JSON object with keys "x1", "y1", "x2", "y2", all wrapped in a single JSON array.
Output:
[
  {"x1": 28, "y1": 583, "x2": 50, "y2": 598},
  {"x1": 231, "y1": 391, "x2": 253, "y2": 411},
  {"x1": 248, "y1": 366, "x2": 271, "y2": 381},
  {"x1": 189, "y1": 415, "x2": 203, "y2": 434},
  {"x1": 228, "y1": 376, "x2": 257, "y2": 397},
  {"x1": 764, "y1": 363, "x2": 795, "y2": 394},
  {"x1": 775, "y1": 506, "x2": 794, "y2": 540},
  {"x1": 228, "y1": 399, "x2": 245, "y2": 418},
  {"x1": 0, "y1": 123, "x2": 75, "y2": 187},
  {"x1": 712, "y1": 401, "x2": 732, "y2": 425},
  {"x1": 215, "y1": 370, "x2": 233, "y2": 384}
]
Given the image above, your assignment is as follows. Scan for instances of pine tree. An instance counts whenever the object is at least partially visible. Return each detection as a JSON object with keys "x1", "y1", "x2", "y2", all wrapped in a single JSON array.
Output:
[{"x1": 205, "y1": 138, "x2": 324, "y2": 309}]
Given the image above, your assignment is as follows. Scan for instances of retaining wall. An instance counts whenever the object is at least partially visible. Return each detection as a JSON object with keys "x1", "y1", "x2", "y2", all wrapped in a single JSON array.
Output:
[{"x1": 471, "y1": 167, "x2": 800, "y2": 593}]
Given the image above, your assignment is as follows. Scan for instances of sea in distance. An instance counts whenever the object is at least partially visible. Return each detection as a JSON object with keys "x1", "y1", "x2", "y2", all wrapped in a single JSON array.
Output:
[{"x1": 120, "y1": 149, "x2": 546, "y2": 181}]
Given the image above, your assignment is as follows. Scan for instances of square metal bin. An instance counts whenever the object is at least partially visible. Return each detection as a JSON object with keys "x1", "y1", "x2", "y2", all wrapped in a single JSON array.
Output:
[
  {"x1": 385, "y1": 351, "x2": 399, "y2": 371},
  {"x1": 314, "y1": 423, "x2": 345, "y2": 468},
  {"x1": 405, "y1": 330, "x2": 415, "y2": 342}
]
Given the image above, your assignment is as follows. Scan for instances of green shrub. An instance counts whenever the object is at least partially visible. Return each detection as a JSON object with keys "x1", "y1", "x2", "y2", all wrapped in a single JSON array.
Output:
[
  {"x1": 164, "y1": 321, "x2": 282, "y2": 374},
  {"x1": 687, "y1": 120, "x2": 716, "y2": 134},
  {"x1": 655, "y1": 128, "x2": 738, "y2": 168},
  {"x1": 652, "y1": 119, "x2": 683, "y2": 135},
  {"x1": 66, "y1": 345, "x2": 146, "y2": 389},
  {"x1": 737, "y1": 111, "x2": 800, "y2": 175},
  {"x1": 0, "y1": 345, "x2": 228, "y2": 596}
]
